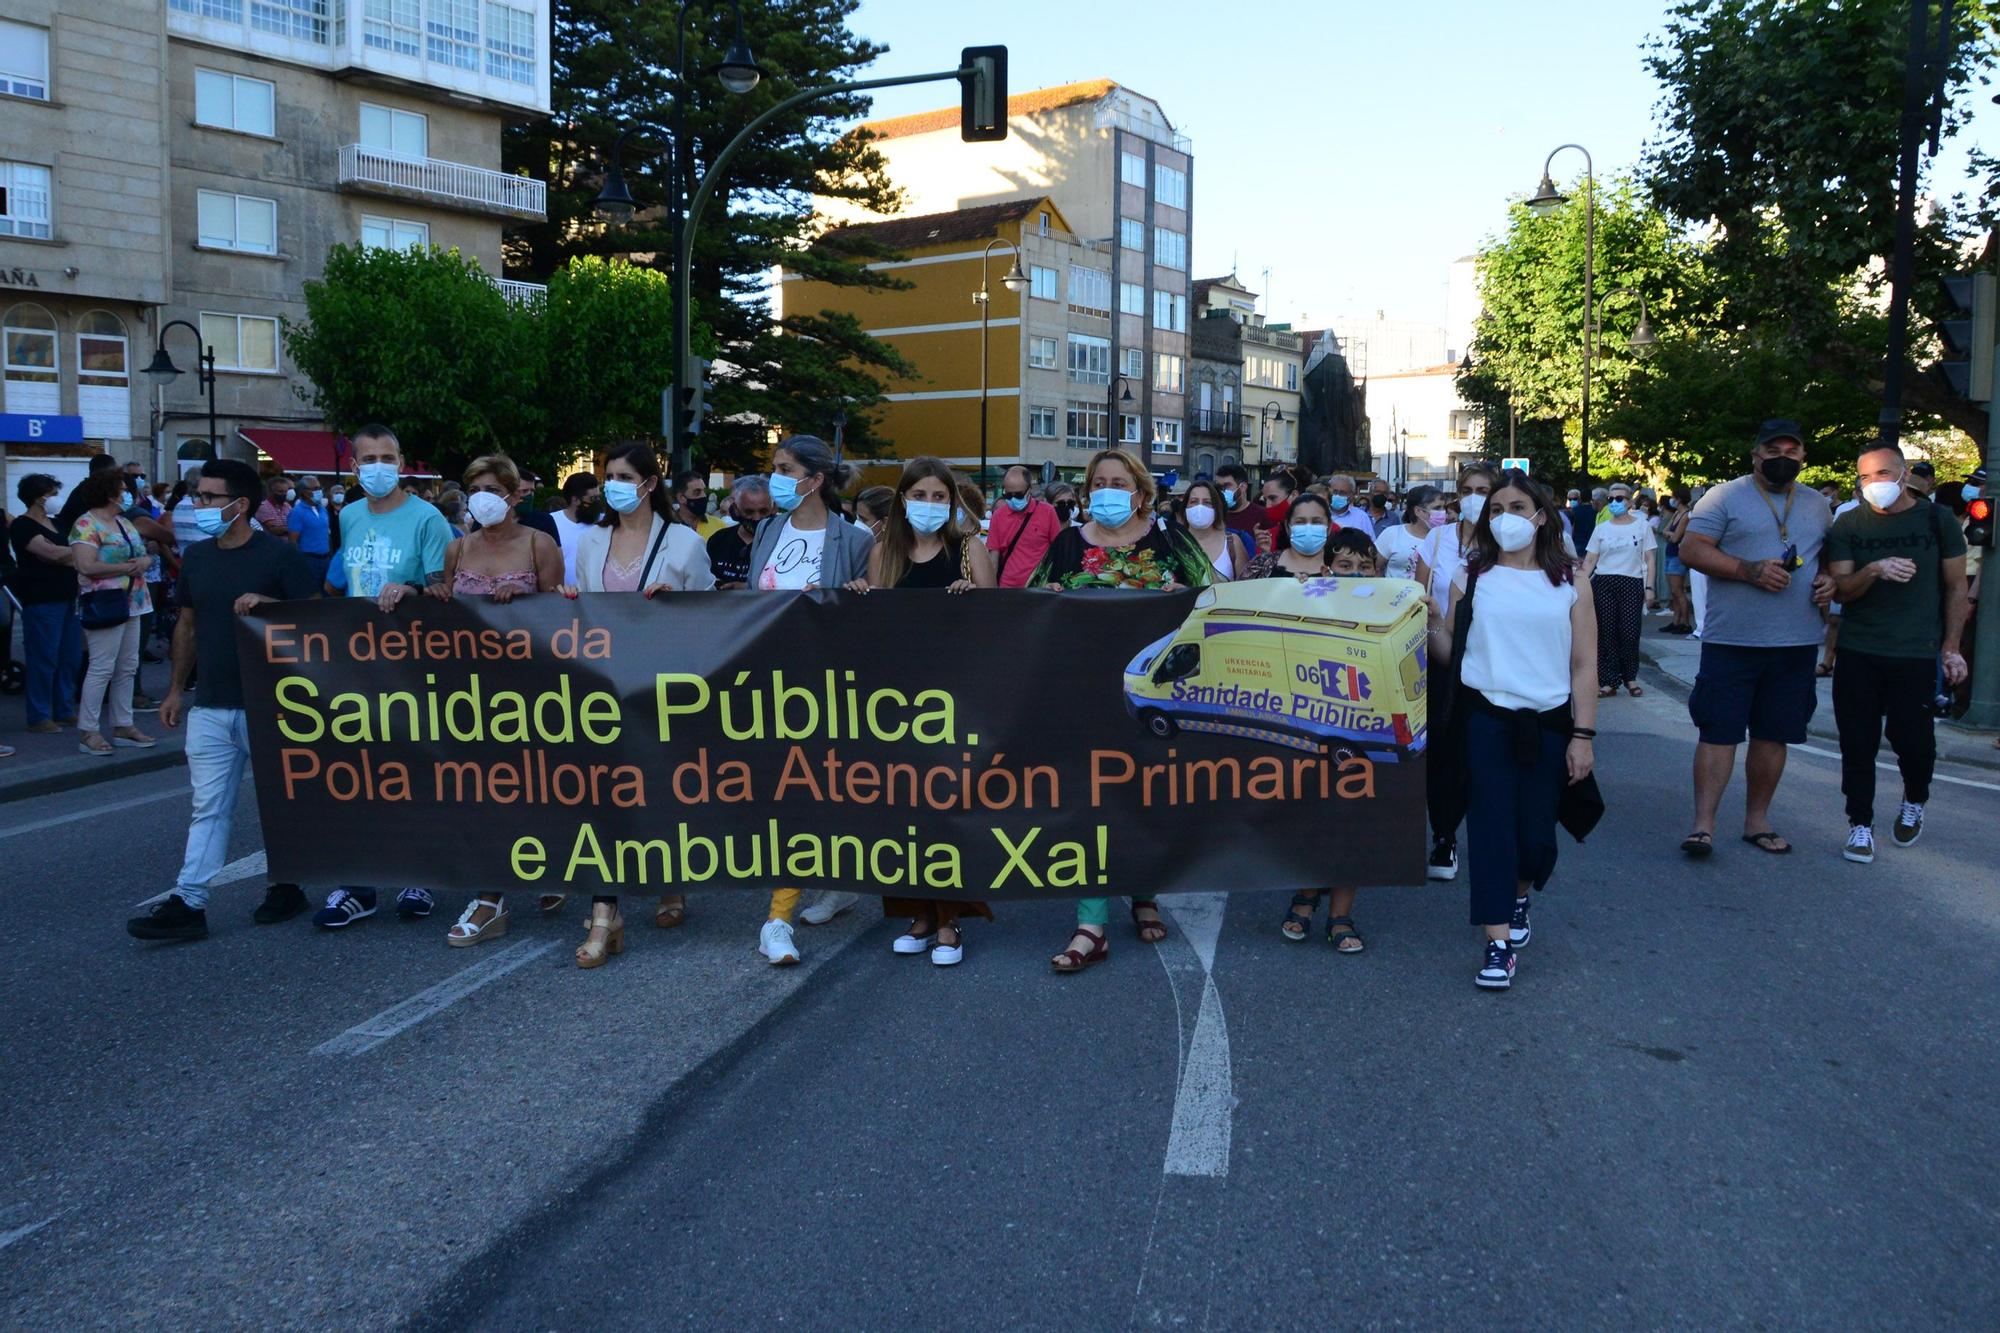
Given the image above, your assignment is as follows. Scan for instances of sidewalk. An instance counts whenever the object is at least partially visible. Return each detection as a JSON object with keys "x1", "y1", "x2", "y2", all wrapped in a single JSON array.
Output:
[
  {"x1": 0, "y1": 650, "x2": 184, "y2": 804},
  {"x1": 1638, "y1": 615, "x2": 2000, "y2": 772}
]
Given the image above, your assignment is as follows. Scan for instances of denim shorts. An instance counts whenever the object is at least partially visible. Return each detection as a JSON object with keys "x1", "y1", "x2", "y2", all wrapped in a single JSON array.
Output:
[
  {"x1": 1689, "y1": 643, "x2": 1818, "y2": 745},
  {"x1": 1665, "y1": 554, "x2": 1688, "y2": 577}
]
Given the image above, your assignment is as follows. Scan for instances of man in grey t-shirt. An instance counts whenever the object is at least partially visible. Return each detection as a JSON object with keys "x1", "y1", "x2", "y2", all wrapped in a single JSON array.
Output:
[{"x1": 1676, "y1": 419, "x2": 1836, "y2": 859}]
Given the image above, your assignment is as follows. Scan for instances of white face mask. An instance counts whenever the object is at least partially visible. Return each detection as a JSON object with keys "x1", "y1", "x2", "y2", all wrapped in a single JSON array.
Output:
[
  {"x1": 1861, "y1": 480, "x2": 1904, "y2": 511},
  {"x1": 467, "y1": 491, "x2": 511, "y2": 528},
  {"x1": 1458, "y1": 493, "x2": 1487, "y2": 524},
  {"x1": 1184, "y1": 503, "x2": 1216, "y2": 529},
  {"x1": 1490, "y1": 511, "x2": 1538, "y2": 553}
]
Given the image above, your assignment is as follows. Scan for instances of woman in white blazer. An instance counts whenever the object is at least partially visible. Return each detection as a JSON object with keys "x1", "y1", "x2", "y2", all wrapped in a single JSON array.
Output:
[{"x1": 563, "y1": 442, "x2": 715, "y2": 969}]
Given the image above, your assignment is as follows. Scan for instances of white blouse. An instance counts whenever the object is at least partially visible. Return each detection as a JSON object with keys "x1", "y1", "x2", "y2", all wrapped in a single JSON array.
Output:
[{"x1": 1461, "y1": 565, "x2": 1578, "y2": 713}]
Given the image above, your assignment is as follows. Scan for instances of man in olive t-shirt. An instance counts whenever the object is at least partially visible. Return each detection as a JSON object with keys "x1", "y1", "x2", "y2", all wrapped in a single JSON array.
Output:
[{"x1": 1823, "y1": 444, "x2": 1970, "y2": 860}]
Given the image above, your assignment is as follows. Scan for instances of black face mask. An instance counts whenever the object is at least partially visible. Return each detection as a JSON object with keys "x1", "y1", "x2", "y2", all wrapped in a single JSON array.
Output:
[
  {"x1": 1054, "y1": 500, "x2": 1075, "y2": 523},
  {"x1": 1759, "y1": 456, "x2": 1802, "y2": 487},
  {"x1": 686, "y1": 496, "x2": 709, "y2": 519}
]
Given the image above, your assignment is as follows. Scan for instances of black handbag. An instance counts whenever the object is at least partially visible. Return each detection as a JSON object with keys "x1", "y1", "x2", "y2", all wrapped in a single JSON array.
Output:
[{"x1": 78, "y1": 587, "x2": 130, "y2": 629}]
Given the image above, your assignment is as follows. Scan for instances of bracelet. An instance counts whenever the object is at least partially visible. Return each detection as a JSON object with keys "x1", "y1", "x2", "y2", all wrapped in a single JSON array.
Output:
[{"x1": 1570, "y1": 727, "x2": 1597, "y2": 739}]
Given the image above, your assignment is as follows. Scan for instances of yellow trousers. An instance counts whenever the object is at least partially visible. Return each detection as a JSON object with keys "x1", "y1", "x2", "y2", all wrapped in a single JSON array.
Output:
[{"x1": 768, "y1": 888, "x2": 799, "y2": 922}]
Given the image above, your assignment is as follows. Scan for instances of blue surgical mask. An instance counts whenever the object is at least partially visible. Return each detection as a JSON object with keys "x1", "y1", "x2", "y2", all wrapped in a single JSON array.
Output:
[
  {"x1": 193, "y1": 503, "x2": 233, "y2": 537},
  {"x1": 1607, "y1": 500, "x2": 1628, "y2": 516},
  {"x1": 1005, "y1": 495, "x2": 1028, "y2": 512},
  {"x1": 357, "y1": 462, "x2": 401, "y2": 499},
  {"x1": 603, "y1": 480, "x2": 644, "y2": 514},
  {"x1": 1088, "y1": 489, "x2": 1135, "y2": 526},
  {"x1": 768, "y1": 474, "x2": 810, "y2": 513},
  {"x1": 906, "y1": 499, "x2": 950, "y2": 533},
  {"x1": 1328, "y1": 494, "x2": 1351, "y2": 511},
  {"x1": 1290, "y1": 523, "x2": 1329, "y2": 554},
  {"x1": 1222, "y1": 488, "x2": 1238, "y2": 507}
]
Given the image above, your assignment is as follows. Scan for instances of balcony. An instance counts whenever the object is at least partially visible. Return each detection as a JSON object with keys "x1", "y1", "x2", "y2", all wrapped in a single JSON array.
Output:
[
  {"x1": 1243, "y1": 324, "x2": 1302, "y2": 352},
  {"x1": 1190, "y1": 409, "x2": 1243, "y2": 437},
  {"x1": 497, "y1": 279, "x2": 547, "y2": 303},
  {"x1": 338, "y1": 145, "x2": 546, "y2": 220}
]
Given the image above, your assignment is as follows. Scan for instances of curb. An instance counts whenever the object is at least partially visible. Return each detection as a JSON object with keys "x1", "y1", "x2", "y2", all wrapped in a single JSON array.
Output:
[{"x1": 0, "y1": 744, "x2": 187, "y2": 805}]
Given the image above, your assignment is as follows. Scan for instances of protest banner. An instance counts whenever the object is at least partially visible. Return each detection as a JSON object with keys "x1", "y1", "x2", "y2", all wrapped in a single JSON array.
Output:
[{"x1": 237, "y1": 579, "x2": 1431, "y2": 899}]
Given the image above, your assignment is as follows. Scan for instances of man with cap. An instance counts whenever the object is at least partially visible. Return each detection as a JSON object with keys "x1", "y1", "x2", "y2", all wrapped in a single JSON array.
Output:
[{"x1": 1675, "y1": 419, "x2": 1837, "y2": 859}]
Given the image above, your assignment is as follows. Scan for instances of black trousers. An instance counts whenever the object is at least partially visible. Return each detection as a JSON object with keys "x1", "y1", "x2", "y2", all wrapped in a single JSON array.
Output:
[
  {"x1": 1832, "y1": 649, "x2": 1936, "y2": 826},
  {"x1": 1593, "y1": 573, "x2": 1644, "y2": 687}
]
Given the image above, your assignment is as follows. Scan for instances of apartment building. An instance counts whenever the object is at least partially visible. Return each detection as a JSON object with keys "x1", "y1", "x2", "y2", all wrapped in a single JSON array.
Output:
[
  {"x1": 0, "y1": 0, "x2": 548, "y2": 498},
  {"x1": 1189, "y1": 273, "x2": 1302, "y2": 474},
  {"x1": 817, "y1": 80, "x2": 1194, "y2": 476}
]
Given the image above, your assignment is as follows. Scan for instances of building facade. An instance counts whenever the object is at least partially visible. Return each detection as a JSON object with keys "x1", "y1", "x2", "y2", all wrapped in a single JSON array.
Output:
[
  {"x1": 821, "y1": 81, "x2": 1194, "y2": 476},
  {"x1": 1188, "y1": 273, "x2": 1301, "y2": 475},
  {"x1": 0, "y1": 0, "x2": 548, "y2": 499}
]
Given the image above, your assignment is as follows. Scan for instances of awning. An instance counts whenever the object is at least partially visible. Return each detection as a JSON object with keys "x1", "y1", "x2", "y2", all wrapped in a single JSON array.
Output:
[{"x1": 235, "y1": 428, "x2": 439, "y2": 478}]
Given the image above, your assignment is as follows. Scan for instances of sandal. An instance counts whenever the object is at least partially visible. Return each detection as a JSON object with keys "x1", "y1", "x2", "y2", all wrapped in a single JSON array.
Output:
[
  {"x1": 538, "y1": 894, "x2": 567, "y2": 914},
  {"x1": 1051, "y1": 925, "x2": 1107, "y2": 973},
  {"x1": 1741, "y1": 830, "x2": 1792, "y2": 855},
  {"x1": 1131, "y1": 900, "x2": 1168, "y2": 944},
  {"x1": 1625, "y1": 681, "x2": 1644, "y2": 697},
  {"x1": 575, "y1": 904, "x2": 624, "y2": 969},
  {"x1": 1280, "y1": 893, "x2": 1318, "y2": 941},
  {"x1": 655, "y1": 894, "x2": 687, "y2": 929},
  {"x1": 1680, "y1": 832, "x2": 1714, "y2": 858},
  {"x1": 1598, "y1": 686, "x2": 1617, "y2": 698},
  {"x1": 447, "y1": 897, "x2": 509, "y2": 947},
  {"x1": 1326, "y1": 915, "x2": 1365, "y2": 954}
]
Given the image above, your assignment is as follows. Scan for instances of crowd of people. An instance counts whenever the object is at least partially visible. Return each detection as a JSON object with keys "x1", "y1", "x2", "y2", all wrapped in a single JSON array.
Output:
[{"x1": 0, "y1": 418, "x2": 1983, "y2": 988}]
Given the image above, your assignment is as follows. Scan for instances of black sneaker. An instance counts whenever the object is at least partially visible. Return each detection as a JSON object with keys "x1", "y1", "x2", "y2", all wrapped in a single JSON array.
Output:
[
  {"x1": 1891, "y1": 802, "x2": 1923, "y2": 848},
  {"x1": 1427, "y1": 836, "x2": 1459, "y2": 881},
  {"x1": 1508, "y1": 896, "x2": 1532, "y2": 947},
  {"x1": 313, "y1": 888, "x2": 377, "y2": 928},
  {"x1": 395, "y1": 887, "x2": 435, "y2": 919},
  {"x1": 1475, "y1": 939, "x2": 1515, "y2": 989},
  {"x1": 128, "y1": 895, "x2": 208, "y2": 942},
  {"x1": 253, "y1": 884, "x2": 308, "y2": 924},
  {"x1": 1842, "y1": 825, "x2": 1875, "y2": 864}
]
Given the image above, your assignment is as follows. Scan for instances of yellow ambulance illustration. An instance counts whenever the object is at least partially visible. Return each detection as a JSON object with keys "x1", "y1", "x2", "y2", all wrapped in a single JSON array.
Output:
[{"x1": 1121, "y1": 577, "x2": 1429, "y2": 759}]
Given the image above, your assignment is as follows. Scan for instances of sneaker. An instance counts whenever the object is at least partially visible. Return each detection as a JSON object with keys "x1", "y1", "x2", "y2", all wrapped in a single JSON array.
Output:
[
  {"x1": 1842, "y1": 825, "x2": 1875, "y2": 864},
  {"x1": 931, "y1": 930, "x2": 965, "y2": 967},
  {"x1": 395, "y1": 887, "x2": 435, "y2": 919},
  {"x1": 1891, "y1": 802, "x2": 1923, "y2": 848},
  {"x1": 127, "y1": 895, "x2": 208, "y2": 942},
  {"x1": 1476, "y1": 939, "x2": 1516, "y2": 990},
  {"x1": 759, "y1": 918, "x2": 800, "y2": 966},
  {"x1": 1426, "y1": 836, "x2": 1459, "y2": 882},
  {"x1": 131, "y1": 693, "x2": 159, "y2": 713},
  {"x1": 1508, "y1": 896, "x2": 1532, "y2": 948},
  {"x1": 25, "y1": 720, "x2": 59, "y2": 734},
  {"x1": 799, "y1": 890, "x2": 859, "y2": 925},
  {"x1": 892, "y1": 928, "x2": 935, "y2": 955},
  {"x1": 253, "y1": 884, "x2": 308, "y2": 924},
  {"x1": 313, "y1": 888, "x2": 378, "y2": 928}
]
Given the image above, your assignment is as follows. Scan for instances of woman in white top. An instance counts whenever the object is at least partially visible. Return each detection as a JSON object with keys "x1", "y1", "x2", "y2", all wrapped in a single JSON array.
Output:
[
  {"x1": 1578, "y1": 481, "x2": 1657, "y2": 698},
  {"x1": 1374, "y1": 483, "x2": 1447, "y2": 583},
  {"x1": 1177, "y1": 478, "x2": 1251, "y2": 581},
  {"x1": 1412, "y1": 461, "x2": 1498, "y2": 882},
  {"x1": 1429, "y1": 470, "x2": 1597, "y2": 991}
]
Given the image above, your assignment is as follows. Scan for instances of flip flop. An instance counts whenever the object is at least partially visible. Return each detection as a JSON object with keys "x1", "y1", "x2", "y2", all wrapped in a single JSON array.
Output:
[
  {"x1": 1741, "y1": 830, "x2": 1792, "y2": 855},
  {"x1": 1680, "y1": 832, "x2": 1714, "y2": 857}
]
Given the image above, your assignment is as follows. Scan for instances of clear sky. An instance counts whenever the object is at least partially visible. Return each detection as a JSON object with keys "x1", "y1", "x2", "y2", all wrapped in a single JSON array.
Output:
[{"x1": 844, "y1": 0, "x2": 1996, "y2": 329}]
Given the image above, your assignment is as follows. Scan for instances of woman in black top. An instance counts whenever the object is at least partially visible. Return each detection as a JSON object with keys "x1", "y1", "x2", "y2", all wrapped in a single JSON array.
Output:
[{"x1": 8, "y1": 474, "x2": 83, "y2": 732}]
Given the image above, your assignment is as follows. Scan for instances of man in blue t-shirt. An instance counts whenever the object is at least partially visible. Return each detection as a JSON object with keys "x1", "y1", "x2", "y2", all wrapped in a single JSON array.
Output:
[{"x1": 288, "y1": 474, "x2": 332, "y2": 588}]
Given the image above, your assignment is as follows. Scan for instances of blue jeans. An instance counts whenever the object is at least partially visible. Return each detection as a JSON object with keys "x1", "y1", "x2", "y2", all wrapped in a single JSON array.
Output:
[
  {"x1": 21, "y1": 600, "x2": 82, "y2": 725},
  {"x1": 174, "y1": 708, "x2": 250, "y2": 910},
  {"x1": 1462, "y1": 705, "x2": 1567, "y2": 926}
]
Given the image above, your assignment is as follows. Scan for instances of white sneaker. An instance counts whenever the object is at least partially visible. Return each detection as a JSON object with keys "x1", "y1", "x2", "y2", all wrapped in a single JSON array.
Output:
[
  {"x1": 1842, "y1": 825, "x2": 1876, "y2": 864},
  {"x1": 799, "y1": 890, "x2": 859, "y2": 925},
  {"x1": 931, "y1": 936, "x2": 964, "y2": 966},
  {"x1": 758, "y1": 918, "x2": 800, "y2": 965},
  {"x1": 891, "y1": 929, "x2": 934, "y2": 954}
]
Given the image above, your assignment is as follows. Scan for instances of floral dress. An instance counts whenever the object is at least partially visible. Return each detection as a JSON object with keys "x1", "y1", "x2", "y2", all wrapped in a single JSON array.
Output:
[{"x1": 1029, "y1": 524, "x2": 1212, "y2": 590}]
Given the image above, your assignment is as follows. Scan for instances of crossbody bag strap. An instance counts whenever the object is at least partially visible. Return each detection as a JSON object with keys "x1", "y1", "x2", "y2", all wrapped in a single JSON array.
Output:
[{"x1": 642, "y1": 518, "x2": 673, "y2": 585}]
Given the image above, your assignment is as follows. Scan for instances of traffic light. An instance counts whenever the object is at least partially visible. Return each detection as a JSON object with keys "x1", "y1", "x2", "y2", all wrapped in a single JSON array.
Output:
[
  {"x1": 1936, "y1": 271, "x2": 1996, "y2": 401},
  {"x1": 681, "y1": 358, "x2": 712, "y2": 437},
  {"x1": 1968, "y1": 495, "x2": 1995, "y2": 548},
  {"x1": 959, "y1": 46, "x2": 1007, "y2": 143}
]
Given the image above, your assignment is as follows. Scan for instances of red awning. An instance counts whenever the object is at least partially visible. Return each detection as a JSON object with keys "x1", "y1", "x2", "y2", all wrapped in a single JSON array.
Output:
[{"x1": 238, "y1": 428, "x2": 349, "y2": 476}]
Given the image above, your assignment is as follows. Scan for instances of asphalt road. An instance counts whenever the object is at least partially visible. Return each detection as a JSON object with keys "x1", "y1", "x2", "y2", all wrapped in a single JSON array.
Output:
[{"x1": 2, "y1": 672, "x2": 1996, "y2": 1329}]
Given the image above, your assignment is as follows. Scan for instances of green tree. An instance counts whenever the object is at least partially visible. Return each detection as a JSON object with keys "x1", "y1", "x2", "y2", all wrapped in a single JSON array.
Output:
[
  {"x1": 503, "y1": 0, "x2": 916, "y2": 470},
  {"x1": 539, "y1": 256, "x2": 680, "y2": 455},
  {"x1": 284, "y1": 244, "x2": 543, "y2": 470}
]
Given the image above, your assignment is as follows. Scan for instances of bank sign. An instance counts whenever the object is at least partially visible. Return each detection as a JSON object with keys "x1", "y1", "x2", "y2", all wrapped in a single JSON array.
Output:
[{"x1": 0, "y1": 413, "x2": 85, "y2": 444}]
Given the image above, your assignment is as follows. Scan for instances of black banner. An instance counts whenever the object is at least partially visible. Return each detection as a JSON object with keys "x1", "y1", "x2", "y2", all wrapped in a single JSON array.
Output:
[{"x1": 236, "y1": 580, "x2": 1430, "y2": 899}]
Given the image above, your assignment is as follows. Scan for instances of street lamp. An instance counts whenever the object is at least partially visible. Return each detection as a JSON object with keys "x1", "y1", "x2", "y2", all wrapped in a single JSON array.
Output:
[
  {"x1": 1107, "y1": 373, "x2": 1137, "y2": 452},
  {"x1": 1527, "y1": 142, "x2": 1594, "y2": 488},
  {"x1": 830, "y1": 407, "x2": 848, "y2": 467},
  {"x1": 974, "y1": 236, "x2": 1029, "y2": 495},
  {"x1": 143, "y1": 319, "x2": 217, "y2": 461},
  {"x1": 1259, "y1": 400, "x2": 1284, "y2": 462},
  {"x1": 1599, "y1": 286, "x2": 1657, "y2": 359}
]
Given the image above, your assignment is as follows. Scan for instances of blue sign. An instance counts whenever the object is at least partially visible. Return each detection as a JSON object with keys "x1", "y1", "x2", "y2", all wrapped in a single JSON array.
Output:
[
  {"x1": 1501, "y1": 456, "x2": 1531, "y2": 474},
  {"x1": 0, "y1": 413, "x2": 84, "y2": 445}
]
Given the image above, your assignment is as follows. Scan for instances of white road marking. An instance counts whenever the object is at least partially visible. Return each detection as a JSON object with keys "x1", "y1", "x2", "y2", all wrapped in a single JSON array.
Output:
[
  {"x1": 1155, "y1": 894, "x2": 1233, "y2": 1179},
  {"x1": 0, "y1": 786, "x2": 186, "y2": 841},
  {"x1": 311, "y1": 940, "x2": 557, "y2": 1057},
  {"x1": 132, "y1": 851, "x2": 268, "y2": 909},
  {"x1": 0, "y1": 1213, "x2": 60, "y2": 1253},
  {"x1": 1794, "y1": 744, "x2": 2000, "y2": 792}
]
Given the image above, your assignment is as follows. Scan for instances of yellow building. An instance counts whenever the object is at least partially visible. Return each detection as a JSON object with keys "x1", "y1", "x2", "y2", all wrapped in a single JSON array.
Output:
[{"x1": 782, "y1": 196, "x2": 1151, "y2": 486}]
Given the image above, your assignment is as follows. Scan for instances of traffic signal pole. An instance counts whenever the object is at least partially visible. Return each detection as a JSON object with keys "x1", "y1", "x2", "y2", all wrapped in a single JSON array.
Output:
[{"x1": 1964, "y1": 335, "x2": 2000, "y2": 728}]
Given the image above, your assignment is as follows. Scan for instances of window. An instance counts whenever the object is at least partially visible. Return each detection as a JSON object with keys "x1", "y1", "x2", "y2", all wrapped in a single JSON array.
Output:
[
  {"x1": 1119, "y1": 218, "x2": 1144, "y2": 251},
  {"x1": 172, "y1": 0, "x2": 247, "y2": 19},
  {"x1": 77, "y1": 311, "x2": 131, "y2": 440},
  {"x1": 1028, "y1": 336, "x2": 1058, "y2": 370},
  {"x1": 361, "y1": 215, "x2": 429, "y2": 250},
  {"x1": 362, "y1": 0, "x2": 421, "y2": 55},
  {"x1": 1449, "y1": 409, "x2": 1483, "y2": 442},
  {"x1": 1067, "y1": 333, "x2": 1110, "y2": 384},
  {"x1": 1120, "y1": 347, "x2": 1142, "y2": 378},
  {"x1": 1154, "y1": 353, "x2": 1184, "y2": 393},
  {"x1": 1120, "y1": 414, "x2": 1141, "y2": 444},
  {"x1": 200, "y1": 312, "x2": 281, "y2": 372},
  {"x1": 1028, "y1": 406, "x2": 1058, "y2": 438},
  {"x1": 2, "y1": 304, "x2": 58, "y2": 416},
  {"x1": 1152, "y1": 290, "x2": 1186, "y2": 332},
  {"x1": 1065, "y1": 400, "x2": 1108, "y2": 449},
  {"x1": 0, "y1": 20, "x2": 49, "y2": 100},
  {"x1": 1028, "y1": 265, "x2": 1058, "y2": 301},
  {"x1": 0, "y1": 161, "x2": 52, "y2": 239},
  {"x1": 1119, "y1": 282, "x2": 1145, "y2": 316},
  {"x1": 197, "y1": 189, "x2": 278, "y2": 254},
  {"x1": 1068, "y1": 266, "x2": 1110, "y2": 318},
  {"x1": 425, "y1": 0, "x2": 479, "y2": 69},
  {"x1": 1285, "y1": 361, "x2": 1299, "y2": 391},
  {"x1": 194, "y1": 69, "x2": 276, "y2": 136},
  {"x1": 251, "y1": 0, "x2": 330, "y2": 42},
  {"x1": 1155, "y1": 164, "x2": 1187, "y2": 209},
  {"x1": 1120, "y1": 151, "x2": 1146, "y2": 186},
  {"x1": 1152, "y1": 418, "x2": 1183, "y2": 456},
  {"x1": 484, "y1": 2, "x2": 535, "y2": 83},
  {"x1": 1247, "y1": 354, "x2": 1286, "y2": 388},
  {"x1": 1154, "y1": 227, "x2": 1187, "y2": 271},
  {"x1": 360, "y1": 102, "x2": 429, "y2": 159},
  {"x1": 1037, "y1": 211, "x2": 1051, "y2": 237}
]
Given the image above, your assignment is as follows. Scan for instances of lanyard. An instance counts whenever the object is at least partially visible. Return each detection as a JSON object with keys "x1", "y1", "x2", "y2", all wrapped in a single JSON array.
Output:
[{"x1": 1753, "y1": 482, "x2": 1794, "y2": 543}]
